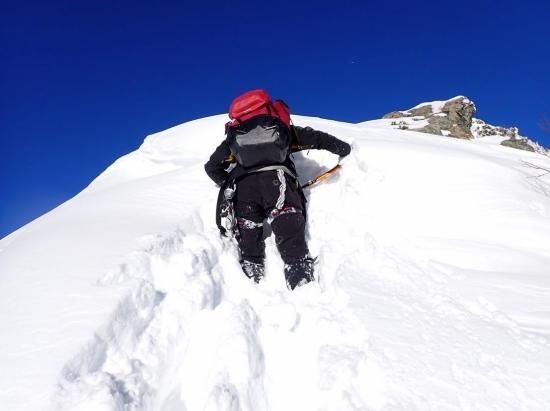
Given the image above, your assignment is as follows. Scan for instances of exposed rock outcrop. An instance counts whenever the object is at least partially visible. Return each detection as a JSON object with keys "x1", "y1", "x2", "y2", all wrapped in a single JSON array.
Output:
[
  {"x1": 471, "y1": 119, "x2": 546, "y2": 153},
  {"x1": 471, "y1": 119, "x2": 518, "y2": 139},
  {"x1": 383, "y1": 96, "x2": 476, "y2": 139},
  {"x1": 383, "y1": 111, "x2": 407, "y2": 119},
  {"x1": 501, "y1": 138, "x2": 536, "y2": 152},
  {"x1": 382, "y1": 97, "x2": 548, "y2": 155},
  {"x1": 409, "y1": 104, "x2": 437, "y2": 118}
]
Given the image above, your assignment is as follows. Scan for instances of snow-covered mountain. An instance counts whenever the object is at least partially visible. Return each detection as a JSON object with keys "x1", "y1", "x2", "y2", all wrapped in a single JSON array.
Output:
[{"x1": 1, "y1": 109, "x2": 550, "y2": 411}]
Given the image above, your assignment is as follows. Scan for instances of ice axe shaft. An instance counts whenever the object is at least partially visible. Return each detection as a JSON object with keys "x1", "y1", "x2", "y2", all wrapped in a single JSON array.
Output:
[{"x1": 301, "y1": 164, "x2": 342, "y2": 189}]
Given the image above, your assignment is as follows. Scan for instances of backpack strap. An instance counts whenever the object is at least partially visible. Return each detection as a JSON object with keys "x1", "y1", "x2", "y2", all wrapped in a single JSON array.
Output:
[{"x1": 248, "y1": 165, "x2": 297, "y2": 180}]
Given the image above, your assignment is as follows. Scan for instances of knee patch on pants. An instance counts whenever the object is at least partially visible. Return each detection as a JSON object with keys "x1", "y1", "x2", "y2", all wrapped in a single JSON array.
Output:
[
  {"x1": 271, "y1": 212, "x2": 308, "y2": 263},
  {"x1": 237, "y1": 218, "x2": 265, "y2": 263},
  {"x1": 271, "y1": 212, "x2": 304, "y2": 238}
]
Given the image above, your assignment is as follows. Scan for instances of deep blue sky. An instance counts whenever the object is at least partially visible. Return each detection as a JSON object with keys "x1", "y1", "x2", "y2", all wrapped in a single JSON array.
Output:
[{"x1": 2, "y1": 0, "x2": 549, "y2": 238}]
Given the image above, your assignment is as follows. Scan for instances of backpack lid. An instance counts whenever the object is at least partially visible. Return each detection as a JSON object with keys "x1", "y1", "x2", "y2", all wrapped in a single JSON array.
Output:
[
  {"x1": 272, "y1": 99, "x2": 290, "y2": 128},
  {"x1": 229, "y1": 89, "x2": 270, "y2": 120}
]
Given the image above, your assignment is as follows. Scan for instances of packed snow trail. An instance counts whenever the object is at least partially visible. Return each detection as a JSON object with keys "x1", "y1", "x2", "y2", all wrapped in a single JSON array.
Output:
[
  {"x1": 1, "y1": 114, "x2": 550, "y2": 410},
  {"x1": 53, "y1": 199, "x2": 375, "y2": 411}
]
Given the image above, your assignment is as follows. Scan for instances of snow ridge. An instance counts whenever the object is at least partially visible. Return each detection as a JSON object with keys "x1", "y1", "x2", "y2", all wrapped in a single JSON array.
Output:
[{"x1": 2, "y1": 114, "x2": 550, "y2": 410}]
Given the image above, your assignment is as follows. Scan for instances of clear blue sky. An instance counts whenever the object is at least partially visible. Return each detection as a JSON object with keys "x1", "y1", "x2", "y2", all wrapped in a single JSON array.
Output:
[{"x1": 2, "y1": 0, "x2": 549, "y2": 238}]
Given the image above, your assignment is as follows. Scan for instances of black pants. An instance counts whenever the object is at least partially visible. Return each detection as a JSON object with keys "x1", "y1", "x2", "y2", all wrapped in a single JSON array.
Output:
[{"x1": 234, "y1": 170, "x2": 309, "y2": 266}]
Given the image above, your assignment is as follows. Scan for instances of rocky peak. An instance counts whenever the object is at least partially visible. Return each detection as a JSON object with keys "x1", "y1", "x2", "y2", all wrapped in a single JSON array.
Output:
[
  {"x1": 471, "y1": 119, "x2": 518, "y2": 139},
  {"x1": 471, "y1": 119, "x2": 548, "y2": 154},
  {"x1": 382, "y1": 97, "x2": 548, "y2": 155},
  {"x1": 383, "y1": 96, "x2": 476, "y2": 139}
]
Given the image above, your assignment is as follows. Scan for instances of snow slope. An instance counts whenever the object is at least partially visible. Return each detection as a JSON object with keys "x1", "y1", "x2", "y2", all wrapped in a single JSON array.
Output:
[{"x1": 1, "y1": 113, "x2": 550, "y2": 411}]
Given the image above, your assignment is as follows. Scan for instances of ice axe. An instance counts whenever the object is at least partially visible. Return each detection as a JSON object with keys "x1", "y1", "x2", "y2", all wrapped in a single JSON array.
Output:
[{"x1": 301, "y1": 162, "x2": 343, "y2": 189}]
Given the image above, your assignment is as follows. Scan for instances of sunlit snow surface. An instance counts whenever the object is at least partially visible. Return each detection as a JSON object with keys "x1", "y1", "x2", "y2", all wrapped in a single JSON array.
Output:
[{"x1": 1, "y1": 114, "x2": 550, "y2": 410}]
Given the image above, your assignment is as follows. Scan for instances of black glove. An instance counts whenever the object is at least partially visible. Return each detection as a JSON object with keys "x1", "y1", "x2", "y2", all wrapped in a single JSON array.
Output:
[{"x1": 333, "y1": 141, "x2": 351, "y2": 157}]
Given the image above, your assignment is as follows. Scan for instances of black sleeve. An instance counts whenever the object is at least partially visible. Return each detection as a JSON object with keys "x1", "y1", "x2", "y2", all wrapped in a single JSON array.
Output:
[
  {"x1": 293, "y1": 126, "x2": 351, "y2": 157},
  {"x1": 204, "y1": 139, "x2": 231, "y2": 186}
]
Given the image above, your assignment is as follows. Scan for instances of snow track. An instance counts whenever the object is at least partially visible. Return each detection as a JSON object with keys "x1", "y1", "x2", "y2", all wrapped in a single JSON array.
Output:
[
  {"x1": 54, "y1": 212, "x2": 376, "y2": 411},
  {"x1": 56, "y1": 216, "x2": 226, "y2": 410}
]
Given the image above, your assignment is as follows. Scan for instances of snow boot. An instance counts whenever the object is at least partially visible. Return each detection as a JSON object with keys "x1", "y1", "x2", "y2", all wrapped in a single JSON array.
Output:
[
  {"x1": 240, "y1": 259, "x2": 265, "y2": 283},
  {"x1": 284, "y1": 256, "x2": 315, "y2": 290}
]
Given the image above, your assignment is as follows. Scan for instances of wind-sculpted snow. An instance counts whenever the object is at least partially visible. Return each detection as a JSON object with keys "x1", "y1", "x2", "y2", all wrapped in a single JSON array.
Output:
[
  {"x1": 1, "y1": 114, "x2": 550, "y2": 410},
  {"x1": 56, "y1": 222, "x2": 225, "y2": 410},
  {"x1": 51, "y1": 210, "x2": 377, "y2": 410}
]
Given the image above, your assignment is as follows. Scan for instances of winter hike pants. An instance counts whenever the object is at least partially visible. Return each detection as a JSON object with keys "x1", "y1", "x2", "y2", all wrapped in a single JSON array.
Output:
[{"x1": 234, "y1": 170, "x2": 311, "y2": 284}]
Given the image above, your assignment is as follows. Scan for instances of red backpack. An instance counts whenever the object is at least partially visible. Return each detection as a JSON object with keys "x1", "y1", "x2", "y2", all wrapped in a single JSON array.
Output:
[
  {"x1": 228, "y1": 89, "x2": 290, "y2": 128},
  {"x1": 225, "y1": 89, "x2": 292, "y2": 168}
]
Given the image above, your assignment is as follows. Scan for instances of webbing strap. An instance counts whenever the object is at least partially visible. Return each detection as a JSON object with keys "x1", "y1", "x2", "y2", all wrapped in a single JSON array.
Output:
[
  {"x1": 275, "y1": 169, "x2": 286, "y2": 210},
  {"x1": 251, "y1": 165, "x2": 297, "y2": 180}
]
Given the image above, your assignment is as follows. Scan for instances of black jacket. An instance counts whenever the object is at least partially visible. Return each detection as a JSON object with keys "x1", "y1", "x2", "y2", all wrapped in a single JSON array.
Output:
[
  {"x1": 204, "y1": 125, "x2": 351, "y2": 187},
  {"x1": 205, "y1": 125, "x2": 351, "y2": 234}
]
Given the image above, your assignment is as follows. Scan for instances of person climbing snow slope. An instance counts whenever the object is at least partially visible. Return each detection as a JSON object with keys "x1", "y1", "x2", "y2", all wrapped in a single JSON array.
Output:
[{"x1": 205, "y1": 89, "x2": 351, "y2": 289}]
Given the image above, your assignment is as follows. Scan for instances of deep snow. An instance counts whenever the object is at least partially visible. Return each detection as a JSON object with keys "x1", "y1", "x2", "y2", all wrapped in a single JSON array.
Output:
[{"x1": 1, "y1": 113, "x2": 550, "y2": 411}]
